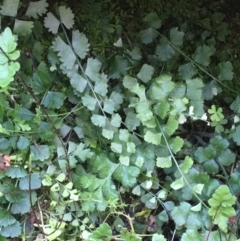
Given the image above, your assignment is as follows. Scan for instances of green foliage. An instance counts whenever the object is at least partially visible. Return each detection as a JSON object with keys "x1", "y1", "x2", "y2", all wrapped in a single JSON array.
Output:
[
  {"x1": 208, "y1": 105, "x2": 228, "y2": 132},
  {"x1": 194, "y1": 45, "x2": 212, "y2": 66},
  {"x1": 218, "y1": 61, "x2": 233, "y2": 81},
  {"x1": 194, "y1": 136, "x2": 235, "y2": 173},
  {"x1": 208, "y1": 185, "x2": 236, "y2": 233},
  {"x1": 0, "y1": 0, "x2": 19, "y2": 17},
  {"x1": 0, "y1": 28, "x2": 20, "y2": 88},
  {"x1": 86, "y1": 223, "x2": 112, "y2": 240},
  {"x1": 0, "y1": 0, "x2": 239, "y2": 240},
  {"x1": 25, "y1": 0, "x2": 49, "y2": 18}
]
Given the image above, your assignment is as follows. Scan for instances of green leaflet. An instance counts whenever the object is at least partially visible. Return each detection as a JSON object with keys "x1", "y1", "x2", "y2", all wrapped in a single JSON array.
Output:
[
  {"x1": 229, "y1": 173, "x2": 240, "y2": 196},
  {"x1": 144, "y1": 131, "x2": 162, "y2": 145},
  {"x1": 6, "y1": 167, "x2": 27, "y2": 178},
  {"x1": 143, "y1": 12, "x2": 161, "y2": 29},
  {"x1": 111, "y1": 142, "x2": 122, "y2": 153},
  {"x1": 170, "y1": 27, "x2": 184, "y2": 46},
  {"x1": 33, "y1": 42, "x2": 44, "y2": 62},
  {"x1": 80, "y1": 174, "x2": 118, "y2": 211},
  {"x1": 150, "y1": 74, "x2": 175, "y2": 101},
  {"x1": 217, "y1": 61, "x2": 233, "y2": 81},
  {"x1": 42, "y1": 91, "x2": 65, "y2": 109},
  {"x1": 154, "y1": 100, "x2": 170, "y2": 119},
  {"x1": 45, "y1": 5, "x2": 74, "y2": 33},
  {"x1": 94, "y1": 73, "x2": 108, "y2": 96},
  {"x1": 72, "y1": 30, "x2": 90, "y2": 59},
  {"x1": 136, "y1": 100, "x2": 154, "y2": 124},
  {"x1": 233, "y1": 125, "x2": 240, "y2": 145},
  {"x1": 25, "y1": 0, "x2": 49, "y2": 18},
  {"x1": 0, "y1": 221, "x2": 21, "y2": 238},
  {"x1": 180, "y1": 156, "x2": 194, "y2": 173},
  {"x1": 169, "y1": 136, "x2": 184, "y2": 153},
  {"x1": 111, "y1": 114, "x2": 121, "y2": 128},
  {"x1": 230, "y1": 96, "x2": 240, "y2": 113},
  {"x1": 82, "y1": 94, "x2": 97, "y2": 111},
  {"x1": 208, "y1": 185, "x2": 236, "y2": 233},
  {"x1": 156, "y1": 42, "x2": 175, "y2": 61},
  {"x1": 156, "y1": 156, "x2": 172, "y2": 168},
  {"x1": 114, "y1": 165, "x2": 140, "y2": 187},
  {"x1": 19, "y1": 173, "x2": 41, "y2": 190},
  {"x1": 59, "y1": 6, "x2": 75, "y2": 29},
  {"x1": 171, "y1": 202, "x2": 203, "y2": 231},
  {"x1": 163, "y1": 116, "x2": 179, "y2": 136},
  {"x1": 120, "y1": 229, "x2": 141, "y2": 241},
  {"x1": 195, "y1": 146, "x2": 216, "y2": 163},
  {"x1": 137, "y1": 64, "x2": 154, "y2": 83},
  {"x1": 70, "y1": 73, "x2": 88, "y2": 93},
  {"x1": 141, "y1": 193, "x2": 157, "y2": 209},
  {"x1": 125, "y1": 110, "x2": 140, "y2": 130},
  {"x1": 91, "y1": 153, "x2": 135, "y2": 185},
  {"x1": 85, "y1": 58, "x2": 102, "y2": 82},
  {"x1": 0, "y1": 138, "x2": 10, "y2": 150},
  {"x1": 0, "y1": 28, "x2": 20, "y2": 88},
  {"x1": 127, "y1": 47, "x2": 142, "y2": 66},
  {"x1": 152, "y1": 234, "x2": 167, "y2": 241},
  {"x1": 171, "y1": 177, "x2": 184, "y2": 190},
  {"x1": 123, "y1": 75, "x2": 138, "y2": 89},
  {"x1": 203, "y1": 81, "x2": 222, "y2": 100},
  {"x1": 110, "y1": 91, "x2": 124, "y2": 111},
  {"x1": 171, "y1": 202, "x2": 191, "y2": 226},
  {"x1": 181, "y1": 230, "x2": 202, "y2": 241},
  {"x1": 1, "y1": 0, "x2": 19, "y2": 17},
  {"x1": 91, "y1": 114, "x2": 106, "y2": 127},
  {"x1": 11, "y1": 192, "x2": 37, "y2": 215},
  {"x1": 52, "y1": 36, "x2": 76, "y2": 70},
  {"x1": 208, "y1": 105, "x2": 224, "y2": 121},
  {"x1": 186, "y1": 78, "x2": 204, "y2": 117},
  {"x1": 44, "y1": 12, "x2": 60, "y2": 34},
  {"x1": 178, "y1": 62, "x2": 197, "y2": 80},
  {"x1": 14, "y1": 20, "x2": 34, "y2": 36},
  {"x1": 17, "y1": 106, "x2": 33, "y2": 120},
  {"x1": 87, "y1": 223, "x2": 112, "y2": 241},
  {"x1": 139, "y1": 12, "x2": 161, "y2": 44},
  {"x1": 194, "y1": 136, "x2": 235, "y2": 171},
  {"x1": 31, "y1": 62, "x2": 52, "y2": 94},
  {"x1": 17, "y1": 136, "x2": 30, "y2": 150},
  {"x1": 74, "y1": 152, "x2": 140, "y2": 212},
  {"x1": 0, "y1": 210, "x2": 16, "y2": 227},
  {"x1": 139, "y1": 28, "x2": 159, "y2": 44},
  {"x1": 103, "y1": 98, "x2": 115, "y2": 114},
  {"x1": 194, "y1": 44, "x2": 212, "y2": 66},
  {"x1": 109, "y1": 55, "x2": 129, "y2": 79}
]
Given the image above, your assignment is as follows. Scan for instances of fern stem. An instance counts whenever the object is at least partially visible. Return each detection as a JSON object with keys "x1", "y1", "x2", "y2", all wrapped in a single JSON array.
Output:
[
  {"x1": 157, "y1": 32, "x2": 238, "y2": 96},
  {"x1": 205, "y1": 206, "x2": 220, "y2": 241},
  {"x1": 156, "y1": 118, "x2": 209, "y2": 209},
  {"x1": 60, "y1": 23, "x2": 109, "y2": 122},
  {"x1": 170, "y1": 43, "x2": 238, "y2": 96},
  {"x1": 16, "y1": 72, "x2": 70, "y2": 170}
]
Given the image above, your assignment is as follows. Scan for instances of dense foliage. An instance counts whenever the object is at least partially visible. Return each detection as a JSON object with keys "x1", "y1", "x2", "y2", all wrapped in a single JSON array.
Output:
[{"x1": 0, "y1": 0, "x2": 240, "y2": 240}]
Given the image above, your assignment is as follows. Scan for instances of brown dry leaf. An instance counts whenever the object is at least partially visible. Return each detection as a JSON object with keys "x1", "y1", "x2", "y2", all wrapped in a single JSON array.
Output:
[
  {"x1": 0, "y1": 154, "x2": 11, "y2": 171},
  {"x1": 36, "y1": 233, "x2": 44, "y2": 240},
  {"x1": 229, "y1": 216, "x2": 237, "y2": 225},
  {"x1": 148, "y1": 215, "x2": 157, "y2": 232},
  {"x1": 30, "y1": 212, "x2": 36, "y2": 228}
]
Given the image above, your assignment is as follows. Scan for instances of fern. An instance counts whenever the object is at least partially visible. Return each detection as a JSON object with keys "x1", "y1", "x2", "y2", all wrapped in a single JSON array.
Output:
[
  {"x1": 73, "y1": 152, "x2": 139, "y2": 212},
  {"x1": 208, "y1": 185, "x2": 236, "y2": 233},
  {"x1": 0, "y1": 1, "x2": 239, "y2": 240}
]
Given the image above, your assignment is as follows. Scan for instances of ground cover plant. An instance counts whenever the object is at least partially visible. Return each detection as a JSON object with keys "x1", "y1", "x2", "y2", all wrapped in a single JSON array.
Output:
[{"x1": 0, "y1": 0, "x2": 240, "y2": 240}]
